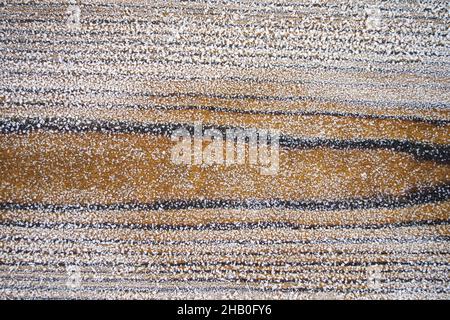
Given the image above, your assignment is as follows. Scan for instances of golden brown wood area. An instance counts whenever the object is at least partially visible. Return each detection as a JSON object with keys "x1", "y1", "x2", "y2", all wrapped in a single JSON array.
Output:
[{"x1": 0, "y1": 131, "x2": 449, "y2": 204}]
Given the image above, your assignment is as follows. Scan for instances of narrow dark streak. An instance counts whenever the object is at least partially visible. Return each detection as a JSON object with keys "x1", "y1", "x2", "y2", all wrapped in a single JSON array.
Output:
[
  {"x1": 0, "y1": 218, "x2": 448, "y2": 232},
  {"x1": 0, "y1": 184, "x2": 449, "y2": 213},
  {"x1": 279, "y1": 136, "x2": 450, "y2": 164},
  {"x1": 4, "y1": 100, "x2": 449, "y2": 125},
  {"x1": 2, "y1": 86, "x2": 450, "y2": 109},
  {"x1": 3, "y1": 235, "x2": 447, "y2": 247},
  {"x1": 0, "y1": 117, "x2": 449, "y2": 163},
  {"x1": 4, "y1": 246, "x2": 448, "y2": 258},
  {"x1": 1, "y1": 260, "x2": 449, "y2": 270}
]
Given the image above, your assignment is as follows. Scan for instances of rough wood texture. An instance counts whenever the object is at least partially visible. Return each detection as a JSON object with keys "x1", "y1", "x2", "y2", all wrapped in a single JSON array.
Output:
[{"x1": 0, "y1": 0, "x2": 449, "y2": 299}]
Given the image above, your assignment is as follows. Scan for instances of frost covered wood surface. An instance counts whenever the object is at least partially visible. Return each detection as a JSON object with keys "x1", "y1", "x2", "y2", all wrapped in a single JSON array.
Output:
[{"x1": 0, "y1": 0, "x2": 449, "y2": 299}]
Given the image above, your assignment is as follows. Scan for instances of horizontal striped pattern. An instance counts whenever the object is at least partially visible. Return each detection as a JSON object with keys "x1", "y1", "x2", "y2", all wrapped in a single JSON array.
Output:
[{"x1": 0, "y1": 0, "x2": 449, "y2": 299}]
